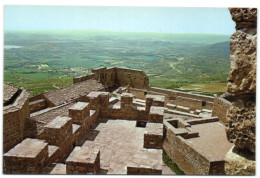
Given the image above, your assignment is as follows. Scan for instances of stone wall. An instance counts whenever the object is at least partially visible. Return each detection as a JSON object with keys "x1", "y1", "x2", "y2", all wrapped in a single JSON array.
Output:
[
  {"x1": 29, "y1": 99, "x2": 47, "y2": 113},
  {"x1": 3, "y1": 90, "x2": 30, "y2": 153},
  {"x1": 73, "y1": 67, "x2": 150, "y2": 90},
  {"x1": 115, "y1": 67, "x2": 149, "y2": 89},
  {"x1": 149, "y1": 87, "x2": 214, "y2": 102},
  {"x1": 170, "y1": 96, "x2": 208, "y2": 110},
  {"x1": 212, "y1": 97, "x2": 232, "y2": 124},
  {"x1": 224, "y1": 8, "x2": 256, "y2": 175},
  {"x1": 163, "y1": 125, "x2": 210, "y2": 175}
]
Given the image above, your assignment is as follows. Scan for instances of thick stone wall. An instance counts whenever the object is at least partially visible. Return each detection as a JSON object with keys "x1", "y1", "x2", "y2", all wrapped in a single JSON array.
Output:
[
  {"x1": 3, "y1": 90, "x2": 30, "y2": 153},
  {"x1": 73, "y1": 67, "x2": 149, "y2": 90},
  {"x1": 115, "y1": 67, "x2": 149, "y2": 89},
  {"x1": 212, "y1": 97, "x2": 232, "y2": 124},
  {"x1": 163, "y1": 126, "x2": 210, "y2": 175},
  {"x1": 170, "y1": 96, "x2": 204, "y2": 110}
]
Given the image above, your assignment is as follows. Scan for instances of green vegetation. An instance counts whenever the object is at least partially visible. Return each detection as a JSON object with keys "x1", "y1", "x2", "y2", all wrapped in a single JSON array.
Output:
[
  {"x1": 163, "y1": 150, "x2": 185, "y2": 175},
  {"x1": 4, "y1": 30, "x2": 230, "y2": 96}
]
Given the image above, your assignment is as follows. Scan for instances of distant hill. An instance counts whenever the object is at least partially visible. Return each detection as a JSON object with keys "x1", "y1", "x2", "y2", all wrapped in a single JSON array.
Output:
[
  {"x1": 195, "y1": 41, "x2": 230, "y2": 56},
  {"x1": 4, "y1": 31, "x2": 230, "y2": 96}
]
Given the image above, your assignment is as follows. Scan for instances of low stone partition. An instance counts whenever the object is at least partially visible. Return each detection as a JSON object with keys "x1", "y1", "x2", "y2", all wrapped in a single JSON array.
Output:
[
  {"x1": 129, "y1": 88, "x2": 147, "y2": 100},
  {"x1": 146, "y1": 95, "x2": 165, "y2": 108},
  {"x1": 144, "y1": 123, "x2": 163, "y2": 149},
  {"x1": 163, "y1": 118, "x2": 233, "y2": 175},
  {"x1": 43, "y1": 116, "x2": 73, "y2": 146},
  {"x1": 29, "y1": 99, "x2": 47, "y2": 113},
  {"x1": 87, "y1": 91, "x2": 109, "y2": 110},
  {"x1": 73, "y1": 73, "x2": 97, "y2": 84},
  {"x1": 149, "y1": 106, "x2": 164, "y2": 123},
  {"x1": 69, "y1": 102, "x2": 90, "y2": 125},
  {"x1": 3, "y1": 138, "x2": 48, "y2": 174},
  {"x1": 171, "y1": 96, "x2": 207, "y2": 110},
  {"x1": 121, "y1": 93, "x2": 134, "y2": 108},
  {"x1": 165, "y1": 119, "x2": 199, "y2": 139},
  {"x1": 66, "y1": 141, "x2": 100, "y2": 174}
]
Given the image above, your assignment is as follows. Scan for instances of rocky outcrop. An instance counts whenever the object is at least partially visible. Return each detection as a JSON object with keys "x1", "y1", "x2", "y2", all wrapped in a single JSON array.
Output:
[
  {"x1": 229, "y1": 8, "x2": 257, "y2": 30},
  {"x1": 224, "y1": 8, "x2": 256, "y2": 175},
  {"x1": 225, "y1": 146, "x2": 255, "y2": 175},
  {"x1": 226, "y1": 98, "x2": 255, "y2": 153},
  {"x1": 227, "y1": 8, "x2": 257, "y2": 95}
]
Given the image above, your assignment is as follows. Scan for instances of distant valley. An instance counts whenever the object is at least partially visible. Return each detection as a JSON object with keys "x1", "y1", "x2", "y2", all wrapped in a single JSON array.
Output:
[{"x1": 4, "y1": 31, "x2": 230, "y2": 96}]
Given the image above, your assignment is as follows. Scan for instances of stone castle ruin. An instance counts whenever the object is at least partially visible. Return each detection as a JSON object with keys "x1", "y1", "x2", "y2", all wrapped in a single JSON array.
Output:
[{"x1": 3, "y1": 8, "x2": 256, "y2": 175}]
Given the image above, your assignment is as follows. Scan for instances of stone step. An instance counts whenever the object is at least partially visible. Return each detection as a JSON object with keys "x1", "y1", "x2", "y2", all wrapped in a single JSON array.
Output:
[
  {"x1": 135, "y1": 98, "x2": 146, "y2": 103},
  {"x1": 166, "y1": 109, "x2": 201, "y2": 118},
  {"x1": 166, "y1": 103, "x2": 177, "y2": 110},
  {"x1": 176, "y1": 105, "x2": 190, "y2": 113},
  {"x1": 133, "y1": 100, "x2": 146, "y2": 107}
]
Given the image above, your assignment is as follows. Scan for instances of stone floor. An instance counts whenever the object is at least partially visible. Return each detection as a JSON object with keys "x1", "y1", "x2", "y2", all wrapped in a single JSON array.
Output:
[
  {"x1": 83, "y1": 119, "x2": 175, "y2": 174},
  {"x1": 185, "y1": 122, "x2": 233, "y2": 162}
]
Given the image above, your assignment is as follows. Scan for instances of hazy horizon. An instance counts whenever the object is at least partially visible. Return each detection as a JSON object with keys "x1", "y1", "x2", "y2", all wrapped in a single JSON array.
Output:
[{"x1": 4, "y1": 6, "x2": 235, "y2": 35}]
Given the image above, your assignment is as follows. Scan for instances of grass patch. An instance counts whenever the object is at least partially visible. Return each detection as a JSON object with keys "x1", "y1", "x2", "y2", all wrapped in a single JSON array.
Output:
[{"x1": 163, "y1": 149, "x2": 185, "y2": 175}]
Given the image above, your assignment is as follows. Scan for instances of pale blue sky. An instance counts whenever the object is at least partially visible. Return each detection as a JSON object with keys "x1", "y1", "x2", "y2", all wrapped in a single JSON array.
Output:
[{"x1": 4, "y1": 6, "x2": 235, "y2": 34}]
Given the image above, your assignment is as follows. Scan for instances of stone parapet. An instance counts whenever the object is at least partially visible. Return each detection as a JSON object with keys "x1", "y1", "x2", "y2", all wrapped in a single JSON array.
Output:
[
  {"x1": 44, "y1": 116, "x2": 73, "y2": 146},
  {"x1": 149, "y1": 106, "x2": 164, "y2": 123},
  {"x1": 69, "y1": 102, "x2": 90, "y2": 125},
  {"x1": 144, "y1": 123, "x2": 163, "y2": 149},
  {"x1": 66, "y1": 141, "x2": 100, "y2": 174},
  {"x1": 3, "y1": 138, "x2": 48, "y2": 174}
]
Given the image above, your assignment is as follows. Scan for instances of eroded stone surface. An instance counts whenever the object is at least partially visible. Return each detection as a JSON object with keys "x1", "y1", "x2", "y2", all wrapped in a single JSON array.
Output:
[
  {"x1": 224, "y1": 146, "x2": 255, "y2": 175},
  {"x1": 227, "y1": 29, "x2": 257, "y2": 95},
  {"x1": 227, "y1": 8, "x2": 257, "y2": 95},
  {"x1": 229, "y1": 8, "x2": 257, "y2": 29},
  {"x1": 226, "y1": 100, "x2": 255, "y2": 153}
]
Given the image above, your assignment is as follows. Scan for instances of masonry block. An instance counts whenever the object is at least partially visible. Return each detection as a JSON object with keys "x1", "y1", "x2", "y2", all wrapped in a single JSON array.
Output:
[
  {"x1": 149, "y1": 106, "x2": 164, "y2": 123},
  {"x1": 69, "y1": 102, "x2": 90, "y2": 125},
  {"x1": 87, "y1": 92, "x2": 109, "y2": 109},
  {"x1": 3, "y1": 138, "x2": 48, "y2": 174},
  {"x1": 145, "y1": 96, "x2": 153, "y2": 112},
  {"x1": 44, "y1": 116, "x2": 73, "y2": 146},
  {"x1": 99, "y1": 92, "x2": 109, "y2": 107},
  {"x1": 121, "y1": 93, "x2": 134, "y2": 108},
  {"x1": 66, "y1": 141, "x2": 100, "y2": 174},
  {"x1": 144, "y1": 123, "x2": 163, "y2": 149}
]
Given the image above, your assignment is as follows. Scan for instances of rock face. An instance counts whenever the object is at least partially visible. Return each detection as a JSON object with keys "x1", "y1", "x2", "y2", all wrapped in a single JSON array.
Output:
[
  {"x1": 229, "y1": 8, "x2": 257, "y2": 30},
  {"x1": 227, "y1": 8, "x2": 257, "y2": 95},
  {"x1": 227, "y1": 28, "x2": 256, "y2": 95},
  {"x1": 224, "y1": 8, "x2": 256, "y2": 175},
  {"x1": 225, "y1": 146, "x2": 255, "y2": 175},
  {"x1": 226, "y1": 99, "x2": 255, "y2": 153}
]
